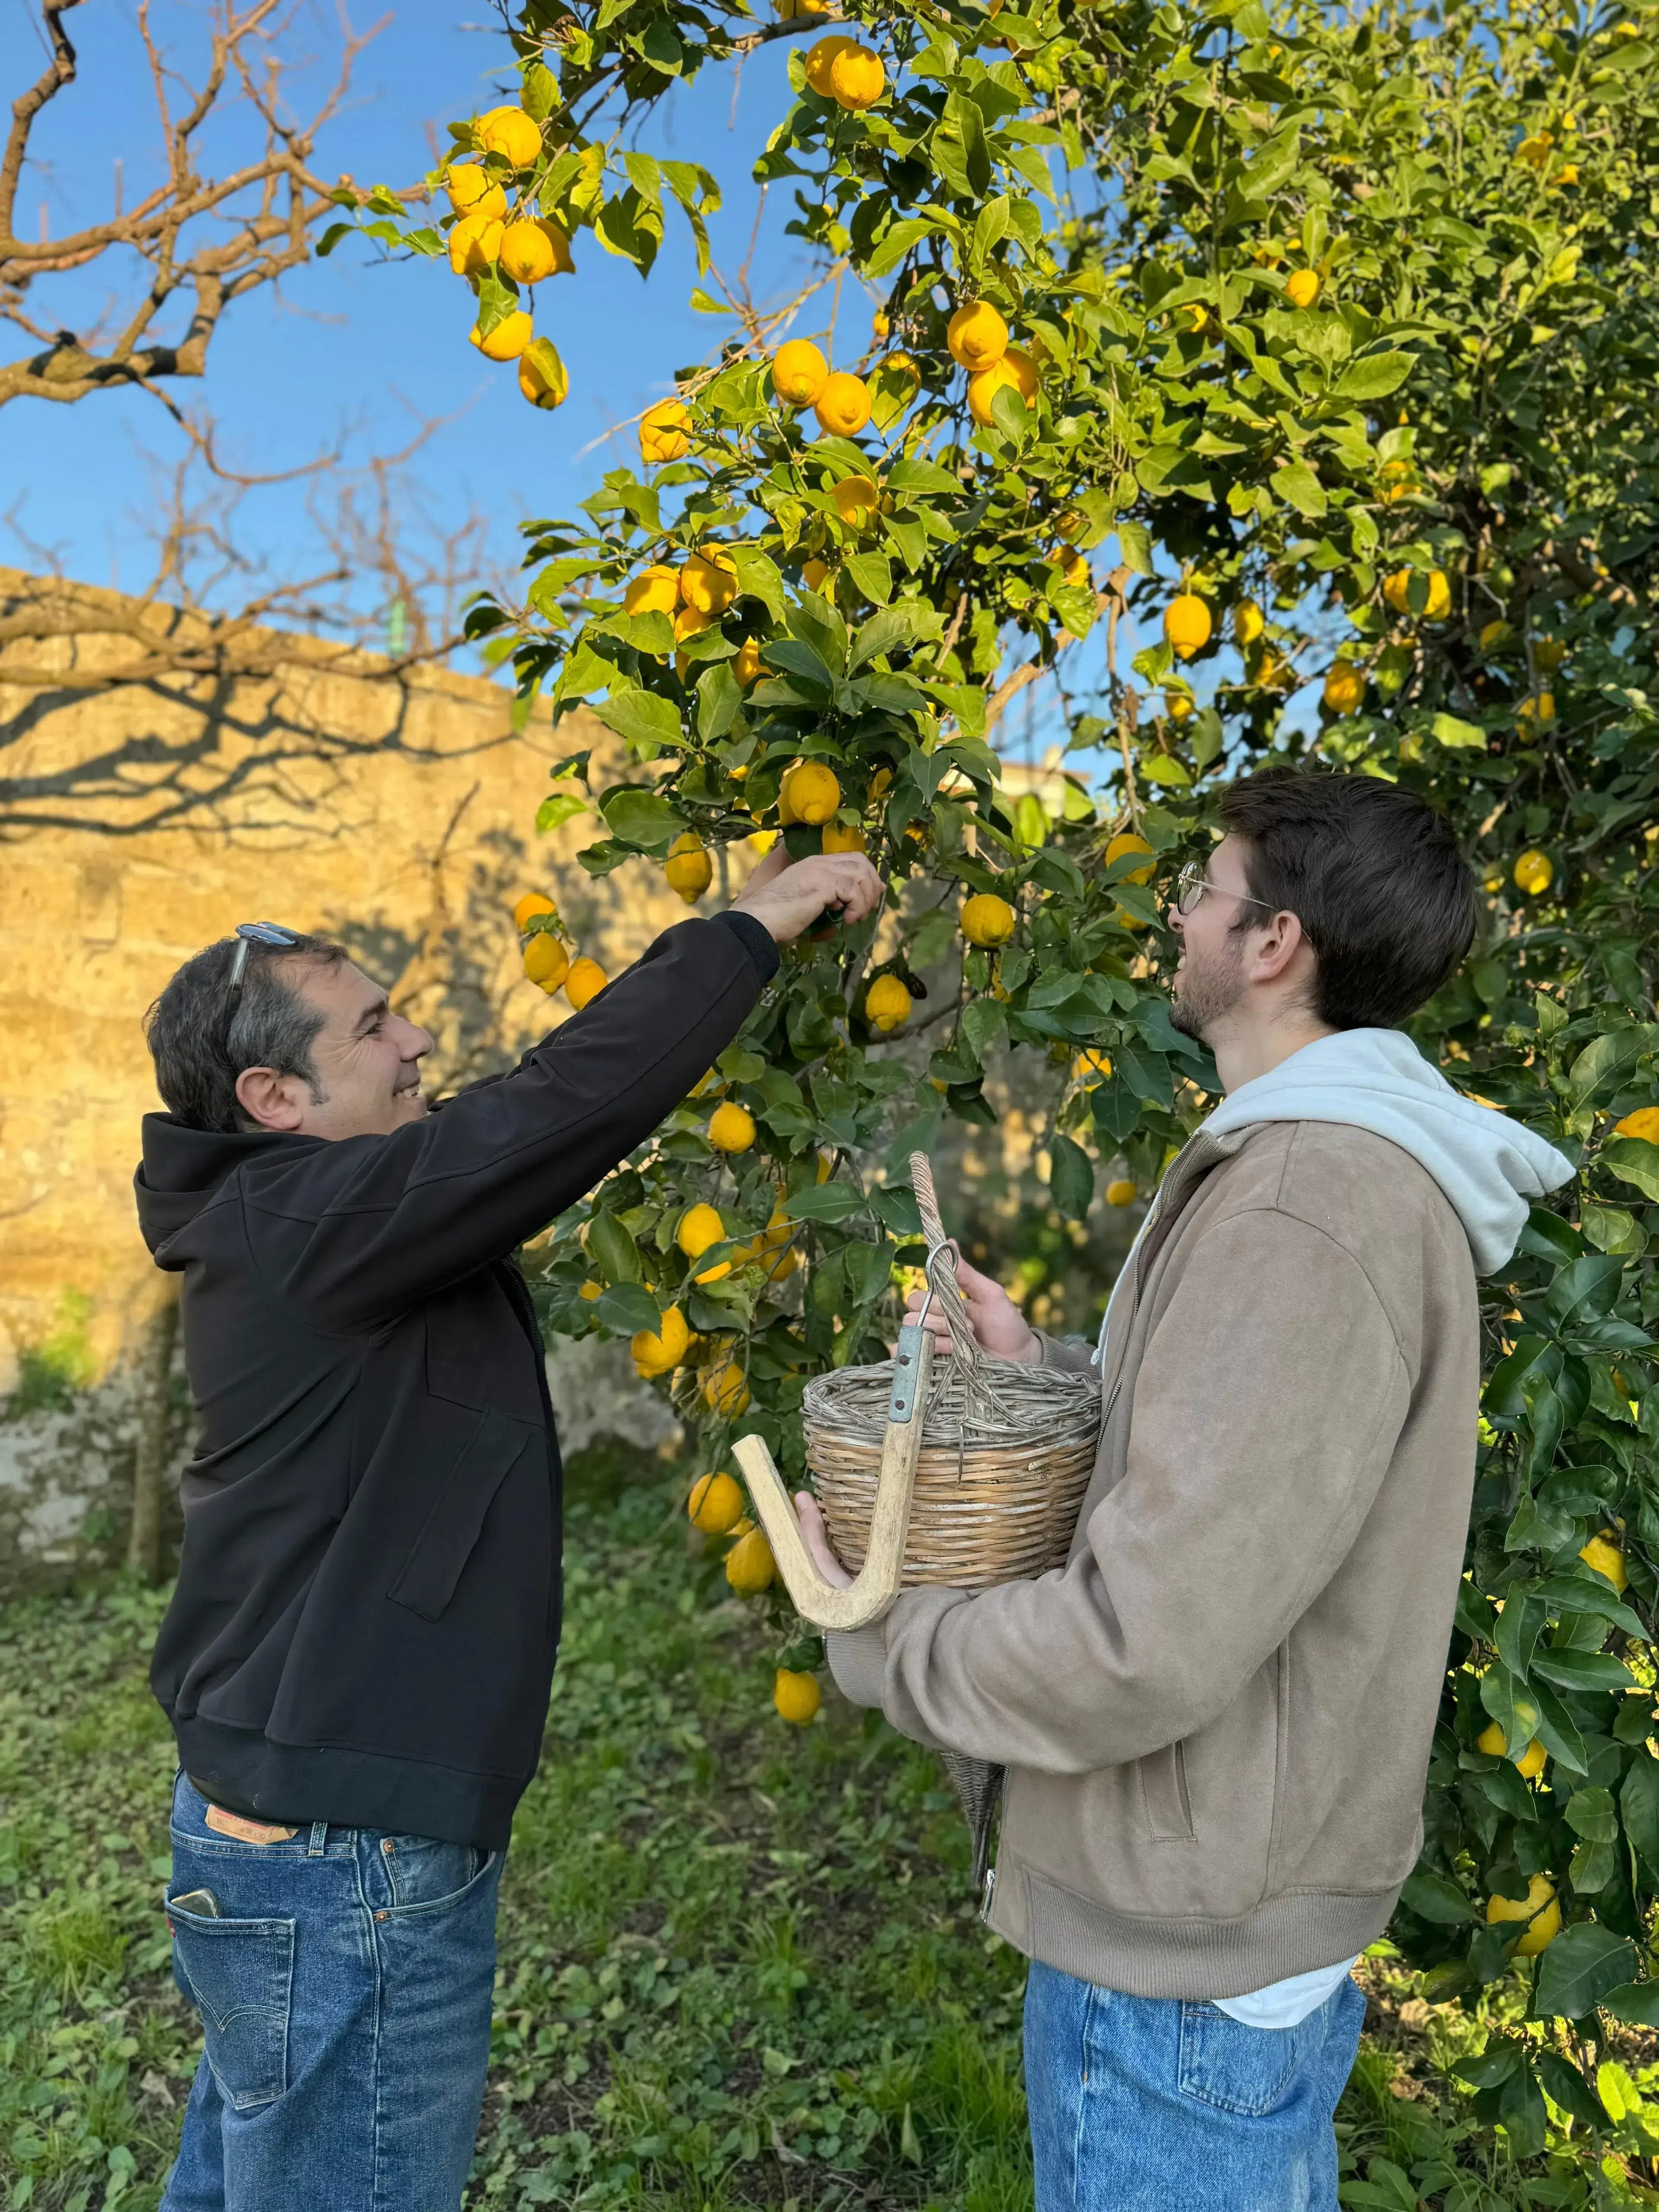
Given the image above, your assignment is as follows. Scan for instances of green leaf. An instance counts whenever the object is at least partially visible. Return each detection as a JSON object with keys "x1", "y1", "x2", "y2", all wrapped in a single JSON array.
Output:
[
  {"x1": 536, "y1": 792, "x2": 589, "y2": 833},
  {"x1": 1604, "y1": 1137, "x2": 1659, "y2": 1204},
  {"x1": 599, "y1": 785, "x2": 684, "y2": 851},
  {"x1": 696, "y1": 664, "x2": 742, "y2": 744},
  {"x1": 1271, "y1": 462, "x2": 1326, "y2": 518},
  {"x1": 1331, "y1": 351, "x2": 1416, "y2": 401},
  {"x1": 1534, "y1": 1921, "x2": 1637, "y2": 2021},
  {"x1": 1534, "y1": 2048, "x2": 1606, "y2": 2130},
  {"x1": 1049, "y1": 1132, "x2": 1094, "y2": 1221},
  {"x1": 1399, "y1": 1866, "x2": 1475, "y2": 1924},
  {"x1": 585, "y1": 1210, "x2": 641, "y2": 1285},
  {"x1": 593, "y1": 685, "x2": 684, "y2": 754},
  {"x1": 1621, "y1": 1755, "x2": 1659, "y2": 1878},
  {"x1": 1604, "y1": 1980, "x2": 1659, "y2": 2028},
  {"x1": 781, "y1": 1182, "x2": 867, "y2": 1225},
  {"x1": 596, "y1": 1282, "x2": 665, "y2": 1337},
  {"x1": 1431, "y1": 712, "x2": 1487, "y2": 750},
  {"x1": 866, "y1": 216, "x2": 938, "y2": 279}
]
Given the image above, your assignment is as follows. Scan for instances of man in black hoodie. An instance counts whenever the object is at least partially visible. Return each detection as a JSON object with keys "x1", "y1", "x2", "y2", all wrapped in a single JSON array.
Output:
[{"x1": 135, "y1": 847, "x2": 880, "y2": 2212}]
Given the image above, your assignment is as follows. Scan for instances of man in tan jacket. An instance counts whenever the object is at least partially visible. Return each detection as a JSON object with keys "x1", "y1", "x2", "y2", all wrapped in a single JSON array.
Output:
[{"x1": 798, "y1": 770, "x2": 1572, "y2": 2210}]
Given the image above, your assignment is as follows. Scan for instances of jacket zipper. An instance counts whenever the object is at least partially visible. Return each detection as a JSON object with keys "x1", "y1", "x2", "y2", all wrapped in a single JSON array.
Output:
[{"x1": 979, "y1": 1863, "x2": 996, "y2": 1923}]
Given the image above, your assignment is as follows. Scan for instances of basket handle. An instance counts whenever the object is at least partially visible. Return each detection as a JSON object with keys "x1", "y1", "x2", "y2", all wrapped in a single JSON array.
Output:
[{"x1": 733, "y1": 1322, "x2": 935, "y2": 1631}]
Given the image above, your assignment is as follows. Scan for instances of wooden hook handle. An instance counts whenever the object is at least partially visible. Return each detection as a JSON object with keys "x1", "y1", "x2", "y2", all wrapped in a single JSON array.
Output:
[{"x1": 733, "y1": 1325, "x2": 934, "y2": 1631}]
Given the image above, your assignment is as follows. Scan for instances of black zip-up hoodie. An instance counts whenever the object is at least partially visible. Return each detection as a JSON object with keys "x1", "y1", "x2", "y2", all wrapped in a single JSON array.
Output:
[{"x1": 135, "y1": 913, "x2": 777, "y2": 1848}]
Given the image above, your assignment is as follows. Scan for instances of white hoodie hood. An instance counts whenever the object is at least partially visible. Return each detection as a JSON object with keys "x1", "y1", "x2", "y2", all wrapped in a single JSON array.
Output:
[{"x1": 1201, "y1": 1025, "x2": 1574, "y2": 1276}]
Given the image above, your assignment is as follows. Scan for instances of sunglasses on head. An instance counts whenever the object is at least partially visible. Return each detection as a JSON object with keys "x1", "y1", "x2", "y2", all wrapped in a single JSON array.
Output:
[{"x1": 224, "y1": 922, "x2": 298, "y2": 1024}]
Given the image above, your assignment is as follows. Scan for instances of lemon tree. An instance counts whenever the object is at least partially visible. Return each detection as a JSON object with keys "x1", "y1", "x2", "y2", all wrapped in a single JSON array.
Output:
[{"x1": 346, "y1": 0, "x2": 1659, "y2": 2126}]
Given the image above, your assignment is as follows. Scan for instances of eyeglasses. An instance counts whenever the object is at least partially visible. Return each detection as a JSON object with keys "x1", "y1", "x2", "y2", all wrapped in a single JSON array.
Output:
[
  {"x1": 1170, "y1": 862, "x2": 1279, "y2": 918},
  {"x1": 224, "y1": 922, "x2": 298, "y2": 1024}
]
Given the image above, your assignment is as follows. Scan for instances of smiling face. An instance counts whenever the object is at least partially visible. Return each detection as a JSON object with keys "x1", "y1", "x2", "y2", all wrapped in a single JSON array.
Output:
[
  {"x1": 234, "y1": 957, "x2": 433, "y2": 1139},
  {"x1": 1167, "y1": 834, "x2": 1257, "y2": 1042}
]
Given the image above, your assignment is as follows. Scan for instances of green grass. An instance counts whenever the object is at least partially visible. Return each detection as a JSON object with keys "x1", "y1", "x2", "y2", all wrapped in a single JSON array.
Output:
[{"x1": 2, "y1": 1455, "x2": 1657, "y2": 2209}]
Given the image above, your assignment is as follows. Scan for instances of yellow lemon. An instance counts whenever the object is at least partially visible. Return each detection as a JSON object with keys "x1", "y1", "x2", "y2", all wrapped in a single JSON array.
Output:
[
  {"x1": 523, "y1": 934, "x2": 569, "y2": 992},
  {"x1": 625, "y1": 565, "x2": 681, "y2": 618},
  {"x1": 813, "y1": 371, "x2": 872, "y2": 436},
  {"x1": 1513, "y1": 849, "x2": 1553, "y2": 896},
  {"x1": 565, "y1": 955, "x2": 608, "y2": 1009},
  {"x1": 1477, "y1": 1721, "x2": 1548, "y2": 1779},
  {"x1": 1535, "y1": 638, "x2": 1567, "y2": 670},
  {"x1": 517, "y1": 336, "x2": 568, "y2": 410},
  {"x1": 1106, "y1": 1179, "x2": 1137, "y2": 1206},
  {"x1": 967, "y1": 352, "x2": 1036, "y2": 426},
  {"x1": 802, "y1": 558, "x2": 832, "y2": 592},
  {"x1": 578, "y1": 1279, "x2": 603, "y2": 1302},
  {"x1": 1580, "y1": 1531, "x2": 1628, "y2": 1593},
  {"x1": 961, "y1": 892, "x2": 1016, "y2": 948},
  {"x1": 640, "y1": 399, "x2": 692, "y2": 463},
  {"x1": 470, "y1": 310, "x2": 532, "y2": 361},
  {"x1": 665, "y1": 832, "x2": 713, "y2": 904},
  {"x1": 1059, "y1": 550, "x2": 1090, "y2": 593},
  {"x1": 948, "y1": 301, "x2": 1009, "y2": 371},
  {"x1": 1106, "y1": 832, "x2": 1155, "y2": 884},
  {"x1": 499, "y1": 219, "x2": 557, "y2": 283},
  {"x1": 1516, "y1": 692, "x2": 1556, "y2": 723},
  {"x1": 513, "y1": 892, "x2": 557, "y2": 933},
  {"x1": 871, "y1": 308, "x2": 891, "y2": 339},
  {"x1": 709, "y1": 1101, "x2": 757, "y2": 1153},
  {"x1": 1164, "y1": 594, "x2": 1212, "y2": 658},
  {"x1": 865, "y1": 975, "x2": 912, "y2": 1032},
  {"x1": 1074, "y1": 1050, "x2": 1113, "y2": 1084},
  {"x1": 774, "y1": 337, "x2": 831, "y2": 405},
  {"x1": 724, "y1": 1524, "x2": 774, "y2": 1590},
  {"x1": 1233, "y1": 600, "x2": 1266, "y2": 647},
  {"x1": 688, "y1": 1470, "x2": 744, "y2": 1534},
  {"x1": 677, "y1": 1203, "x2": 726, "y2": 1260},
  {"x1": 775, "y1": 1668, "x2": 822, "y2": 1724},
  {"x1": 682, "y1": 548, "x2": 739, "y2": 616},
  {"x1": 476, "y1": 104, "x2": 542, "y2": 168},
  {"x1": 444, "y1": 165, "x2": 504, "y2": 216},
  {"x1": 1613, "y1": 1107, "x2": 1659, "y2": 1143},
  {"x1": 705, "y1": 1358, "x2": 753, "y2": 1420},
  {"x1": 1323, "y1": 661, "x2": 1367, "y2": 715},
  {"x1": 1480, "y1": 619, "x2": 1513, "y2": 652},
  {"x1": 822, "y1": 821, "x2": 865, "y2": 853},
  {"x1": 833, "y1": 475, "x2": 881, "y2": 530},
  {"x1": 1486, "y1": 1873, "x2": 1559, "y2": 1955},
  {"x1": 1166, "y1": 692, "x2": 1193, "y2": 723},
  {"x1": 1384, "y1": 567, "x2": 1452, "y2": 620},
  {"x1": 803, "y1": 33, "x2": 855, "y2": 95},
  {"x1": 782, "y1": 760, "x2": 841, "y2": 824},
  {"x1": 630, "y1": 1304, "x2": 689, "y2": 1378},
  {"x1": 830, "y1": 41, "x2": 884, "y2": 108},
  {"x1": 448, "y1": 210, "x2": 503, "y2": 275},
  {"x1": 1286, "y1": 269, "x2": 1321, "y2": 308}
]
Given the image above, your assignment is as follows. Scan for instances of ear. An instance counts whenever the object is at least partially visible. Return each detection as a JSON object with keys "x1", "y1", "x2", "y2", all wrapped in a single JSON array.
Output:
[
  {"x1": 235, "y1": 1065, "x2": 307, "y2": 1132},
  {"x1": 1243, "y1": 909, "x2": 1313, "y2": 989}
]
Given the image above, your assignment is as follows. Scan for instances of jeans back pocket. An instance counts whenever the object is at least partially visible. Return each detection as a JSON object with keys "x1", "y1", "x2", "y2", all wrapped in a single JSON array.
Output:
[
  {"x1": 1177, "y1": 2000, "x2": 1305, "y2": 2117},
  {"x1": 167, "y1": 1897, "x2": 295, "y2": 2111}
]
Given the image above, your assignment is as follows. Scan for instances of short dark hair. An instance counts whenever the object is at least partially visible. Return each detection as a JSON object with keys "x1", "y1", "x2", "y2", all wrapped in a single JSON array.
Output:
[
  {"x1": 145, "y1": 933, "x2": 352, "y2": 1132},
  {"x1": 1217, "y1": 769, "x2": 1475, "y2": 1029}
]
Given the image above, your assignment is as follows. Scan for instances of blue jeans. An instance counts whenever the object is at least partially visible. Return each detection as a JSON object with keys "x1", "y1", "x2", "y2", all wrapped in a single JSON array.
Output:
[
  {"x1": 1024, "y1": 1960, "x2": 1365, "y2": 2211},
  {"x1": 160, "y1": 1773, "x2": 504, "y2": 2212}
]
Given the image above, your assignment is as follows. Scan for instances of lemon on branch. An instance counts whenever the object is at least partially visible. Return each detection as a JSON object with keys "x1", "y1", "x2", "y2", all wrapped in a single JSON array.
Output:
[
  {"x1": 677, "y1": 1203, "x2": 725, "y2": 1260},
  {"x1": 1513, "y1": 849, "x2": 1553, "y2": 895},
  {"x1": 517, "y1": 336, "x2": 568, "y2": 410},
  {"x1": 681, "y1": 548, "x2": 739, "y2": 615},
  {"x1": 1105, "y1": 832, "x2": 1155, "y2": 884},
  {"x1": 499, "y1": 217, "x2": 570, "y2": 283},
  {"x1": 705, "y1": 1358, "x2": 752, "y2": 1420},
  {"x1": 1164, "y1": 594, "x2": 1213, "y2": 658},
  {"x1": 565, "y1": 955, "x2": 608, "y2": 1009},
  {"x1": 688, "y1": 1470, "x2": 744, "y2": 1534},
  {"x1": 448, "y1": 211, "x2": 503, "y2": 276},
  {"x1": 523, "y1": 934, "x2": 569, "y2": 992},
  {"x1": 1516, "y1": 693, "x2": 1556, "y2": 723},
  {"x1": 1233, "y1": 600, "x2": 1266, "y2": 647},
  {"x1": 1476, "y1": 1720, "x2": 1547, "y2": 1778},
  {"x1": 961, "y1": 892, "x2": 1016, "y2": 947},
  {"x1": 640, "y1": 399, "x2": 691, "y2": 462},
  {"x1": 1614, "y1": 1108, "x2": 1659, "y2": 1142},
  {"x1": 782, "y1": 760, "x2": 841, "y2": 823},
  {"x1": 1486, "y1": 1873, "x2": 1559, "y2": 1955},
  {"x1": 513, "y1": 892, "x2": 557, "y2": 933},
  {"x1": 625, "y1": 565, "x2": 680, "y2": 617},
  {"x1": 733, "y1": 636, "x2": 764, "y2": 686},
  {"x1": 821, "y1": 821, "x2": 865, "y2": 853},
  {"x1": 830, "y1": 43, "x2": 885, "y2": 108},
  {"x1": 803, "y1": 35, "x2": 855, "y2": 96},
  {"x1": 1384, "y1": 567, "x2": 1452, "y2": 620},
  {"x1": 948, "y1": 301, "x2": 1009, "y2": 370},
  {"x1": 967, "y1": 349, "x2": 1037, "y2": 425},
  {"x1": 802, "y1": 558, "x2": 832, "y2": 592},
  {"x1": 813, "y1": 371, "x2": 871, "y2": 436},
  {"x1": 1074, "y1": 1050, "x2": 1113, "y2": 1084},
  {"x1": 865, "y1": 975, "x2": 912, "y2": 1032},
  {"x1": 708, "y1": 1101, "x2": 756, "y2": 1153},
  {"x1": 832, "y1": 475, "x2": 880, "y2": 530},
  {"x1": 475, "y1": 104, "x2": 542, "y2": 168},
  {"x1": 470, "y1": 311, "x2": 532, "y2": 361},
  {"x1": 773, "y1": 337, "x2": 830, "y2": 405},
  {"x1": 724, "y1": 1524, "x2": 774, "y2": 1590},
  {"x1": 631, "y1": 1304, "x2": 688, "y2": 1379},
  {"x1": 1580, "y1": 1530, "x2": 1628, "y2": 1591},
  {"x1": 775, "y1": 1669, "x2": 821, "y2": 1724},
  {"x1": 1286, "y1": 269, "x2": 1321, "y2": 307},
  {"x1": 664, "y1": 832, "x2": 712, "y2": 903},
  {"x1": 1322, "y1": 660, "x2": 1367, "y2": 715},
  {"x1": 1106, "y1": 1179, "x2": 1137, "y2": 1207},
  {"x1": 444, "y1": 166, "x2": 505, "y2": 218}
]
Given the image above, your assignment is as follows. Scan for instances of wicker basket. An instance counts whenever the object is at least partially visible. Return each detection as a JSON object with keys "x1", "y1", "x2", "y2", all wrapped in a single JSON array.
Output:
[{"x1": 802, "y1": 1154, "x2": 1101, "y2": 1591}]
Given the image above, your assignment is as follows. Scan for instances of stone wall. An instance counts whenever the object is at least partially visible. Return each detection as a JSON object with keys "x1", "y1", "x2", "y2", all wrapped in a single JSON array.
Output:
[{"x1": 0, "y1": 568, "x2": 700, "y2": 1587}]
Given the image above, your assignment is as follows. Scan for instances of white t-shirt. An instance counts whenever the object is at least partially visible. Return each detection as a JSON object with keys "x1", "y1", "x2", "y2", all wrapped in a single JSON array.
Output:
[{"x1": 1213, "y1": 1955, "x2": 1359, "y2": 2030}]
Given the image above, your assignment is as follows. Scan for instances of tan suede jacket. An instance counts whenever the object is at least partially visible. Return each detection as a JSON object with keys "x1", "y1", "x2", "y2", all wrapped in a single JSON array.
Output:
[{"x1": 828, "y1": 1122, "x2": 1479, "y2": 1999}]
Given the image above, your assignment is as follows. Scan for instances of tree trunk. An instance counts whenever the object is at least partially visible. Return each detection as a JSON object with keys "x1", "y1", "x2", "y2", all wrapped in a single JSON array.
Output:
[{"x1": 126, "y1": 1283, "x2": 179, "y2": 1582}]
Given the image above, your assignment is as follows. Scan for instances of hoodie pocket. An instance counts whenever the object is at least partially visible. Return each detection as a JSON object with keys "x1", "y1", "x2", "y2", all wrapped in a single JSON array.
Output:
[
  {"x1": 388, "y1": 1408, "x2": 532, "y2": 1623},
  {"x1": 1138, "y1": 1741, "x2": 1195, "y2": 1842}
]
